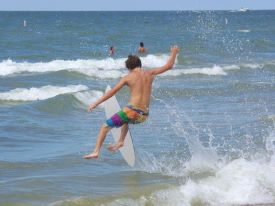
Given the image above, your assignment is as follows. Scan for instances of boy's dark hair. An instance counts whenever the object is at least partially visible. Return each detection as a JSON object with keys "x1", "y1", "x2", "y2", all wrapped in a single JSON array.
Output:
[
  {"x1": 140, "y1": 42, "x2": 144, "y2": 47},
  {"x1": 125, "y1": 55, "x2": 142, "y2": 70}
]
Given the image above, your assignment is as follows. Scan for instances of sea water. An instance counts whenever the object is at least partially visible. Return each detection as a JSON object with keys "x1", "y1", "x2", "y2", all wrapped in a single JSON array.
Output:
[{"x1": 0, "y1": 11, "x2": 275, "y2": 206}]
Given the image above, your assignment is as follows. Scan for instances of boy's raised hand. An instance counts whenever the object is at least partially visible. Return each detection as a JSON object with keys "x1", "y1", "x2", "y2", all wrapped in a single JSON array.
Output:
[{"x1": 171, "y1": 45, "x2": 180, "y2": 54}]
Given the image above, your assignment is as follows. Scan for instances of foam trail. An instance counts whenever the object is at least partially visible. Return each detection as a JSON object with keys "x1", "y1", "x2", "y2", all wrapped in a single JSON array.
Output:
[
  {"x1": 0, "y1": 85, "x2": 88, "y2": 101},
  {"x1": 168, "y1": 104, "x2": 220, "y2": 173},
  {"x1": 138, "y1": 95, "x2": 220, "y2": 177}
]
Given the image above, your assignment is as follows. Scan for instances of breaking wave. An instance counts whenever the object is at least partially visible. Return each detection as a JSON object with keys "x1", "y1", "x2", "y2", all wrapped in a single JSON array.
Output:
[
  {"x1": 0, "y1": 56, "x2": 269, "y2": 78},
  {"x1": 0, "y1": 55, "x2": 169, "y2": 77},
  {"x1": 0, "y1": 85, "x2": 88, "y2": 101}
]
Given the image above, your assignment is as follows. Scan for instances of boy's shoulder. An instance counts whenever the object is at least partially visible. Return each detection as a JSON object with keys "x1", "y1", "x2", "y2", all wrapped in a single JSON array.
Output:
[{"x1": 121, "y1": 73, "x2": 133, "y2": 83}]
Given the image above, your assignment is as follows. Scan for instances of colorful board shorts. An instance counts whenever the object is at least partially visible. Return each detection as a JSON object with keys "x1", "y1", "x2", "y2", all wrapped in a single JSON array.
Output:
[{"x1": 106, "y1": 104, "x2": 149, "y2": 128}]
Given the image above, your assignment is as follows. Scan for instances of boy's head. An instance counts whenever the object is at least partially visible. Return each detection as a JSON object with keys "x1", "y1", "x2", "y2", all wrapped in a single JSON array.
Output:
[
  {"x1": 125, "y1": 55, "x2": 142, "y2": 70},
  {"x1": 140, "y1": 42, "x2": 144, "y2": 47}
]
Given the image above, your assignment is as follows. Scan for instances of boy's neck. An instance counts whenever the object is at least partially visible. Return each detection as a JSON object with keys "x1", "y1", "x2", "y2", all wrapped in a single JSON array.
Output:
[{"x1": 129, "y1": 67, "x2": 141, "y2": 73}]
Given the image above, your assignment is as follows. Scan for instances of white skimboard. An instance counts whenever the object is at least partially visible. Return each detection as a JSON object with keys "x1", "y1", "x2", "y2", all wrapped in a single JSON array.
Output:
[{"x1": 104, "y1": 85, "x2": 135, "y2": 167}]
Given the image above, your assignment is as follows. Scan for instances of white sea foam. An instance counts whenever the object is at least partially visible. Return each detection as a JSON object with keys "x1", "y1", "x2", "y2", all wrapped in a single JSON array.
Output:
[
  {"x1": 0, "y1": 85, "x2": 88, "y2": 101},
  {"x1": 0, "y1": 57, "x2": 268, "y2": 78},
  {"x1": 178, "y1": 158, "x2": 275, "y2": 206},
  {"x1": 163, "y1": 65, "x2": 228, "y2": 76},
  {"x1": 238, "y1": 29, "x2": 251, "y2": 33},
  {"x1": 138, "y1": 129, "x2": 275, "y2": 206},
  {"x1": 161, "y1": 63, "x2": 241, "y2": 77},
  {"x1": 141, "y1": 159, "x2": 275, "y2": 206},
  {"x1": 94, "y1": 158, "x2": 275, "y2": 206},
  {"x1": 242, "y1": 63, "x2": 264, "y2": 69},
  {"x1": 223, "y1": 64, "x2": 241, "y2": 70},
  {"x1": 0, "y1": 55, "x2": 169, "y2": 77}
]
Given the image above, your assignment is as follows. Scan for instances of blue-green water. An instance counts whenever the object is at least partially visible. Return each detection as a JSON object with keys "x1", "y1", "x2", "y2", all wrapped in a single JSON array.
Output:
[{"x1": 0, "y1": 11, "x2": 275, "y2": 206}]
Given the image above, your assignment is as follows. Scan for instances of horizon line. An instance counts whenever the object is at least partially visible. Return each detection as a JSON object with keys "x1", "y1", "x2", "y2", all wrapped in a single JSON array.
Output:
[{"x1": 1, "y1": 9, "x2": 275, "y2": 12}]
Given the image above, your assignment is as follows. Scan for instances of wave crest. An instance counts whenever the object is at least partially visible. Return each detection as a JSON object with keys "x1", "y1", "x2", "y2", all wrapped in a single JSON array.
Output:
[
  {"x1": 0, "y1": 85, "x2": 88, "y2": 101},
  {"x1": 0, "y1": 55, "x2": 169, "y2": 77},
  {"x1": 0, "y1": 57, "x2": 269, "y2": 78}
]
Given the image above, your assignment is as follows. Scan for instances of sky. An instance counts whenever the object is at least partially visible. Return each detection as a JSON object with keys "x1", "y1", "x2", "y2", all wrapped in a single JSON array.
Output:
[{"x1": 0, "y1": 0, "x2": 274, "y2": 11}]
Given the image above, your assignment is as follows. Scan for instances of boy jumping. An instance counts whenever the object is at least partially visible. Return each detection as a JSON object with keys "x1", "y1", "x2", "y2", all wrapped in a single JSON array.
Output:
[{"x1": 83, "y1": 46, "x2": 179, "y2": 159}]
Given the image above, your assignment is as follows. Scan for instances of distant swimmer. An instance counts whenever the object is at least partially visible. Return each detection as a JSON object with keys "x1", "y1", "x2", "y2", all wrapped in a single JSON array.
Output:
[
  {"x1": 83, "y1": 45, "x2": 179, "y2": 159},
  {"x1": 109, "y1": 46, "x2": 115, "y2": 56},
  {"x1": 138, "y1": 42, "x2": 146, "y2": 53}
]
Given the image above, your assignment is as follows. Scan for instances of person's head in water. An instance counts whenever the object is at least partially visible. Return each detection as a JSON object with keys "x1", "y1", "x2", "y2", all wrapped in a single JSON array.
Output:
[
  {"x1": 125, "y1": 55, "x2": 142, "y2": 70},
  {"x1": 140, "y1": 42, "x2": 144, "y2": 48}
]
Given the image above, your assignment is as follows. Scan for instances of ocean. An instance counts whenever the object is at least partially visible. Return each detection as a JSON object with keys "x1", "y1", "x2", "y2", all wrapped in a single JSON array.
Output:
[{"x1": 0, "y1": 11, "x2": 275, "y2": 206}]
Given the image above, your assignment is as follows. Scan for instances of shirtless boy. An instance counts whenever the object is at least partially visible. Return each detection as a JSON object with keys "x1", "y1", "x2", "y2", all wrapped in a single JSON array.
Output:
[{"x1": 83, "y1": 46, "x2": 179, "y2": 159}]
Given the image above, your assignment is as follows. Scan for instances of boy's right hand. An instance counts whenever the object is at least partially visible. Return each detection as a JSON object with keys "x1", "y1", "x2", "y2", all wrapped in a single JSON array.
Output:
[{"x1": 171, "y1": 45, "x2": 179, "y2": 54}]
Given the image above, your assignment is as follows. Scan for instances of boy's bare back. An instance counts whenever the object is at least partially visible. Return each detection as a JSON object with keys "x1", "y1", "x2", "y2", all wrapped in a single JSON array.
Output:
[{"x1": 122, "y1": 69, "x2": 154, "y2": 111}]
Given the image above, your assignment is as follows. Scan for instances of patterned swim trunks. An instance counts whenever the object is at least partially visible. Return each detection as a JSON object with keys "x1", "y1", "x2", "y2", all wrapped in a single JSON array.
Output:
[{"x1": 106, "y1": 104, "x2": 149, "y2": 128}]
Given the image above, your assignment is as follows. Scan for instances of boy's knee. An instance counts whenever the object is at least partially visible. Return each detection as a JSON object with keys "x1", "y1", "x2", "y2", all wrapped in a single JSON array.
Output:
[{"x1": 102, "y1": 123, "x2": 111, "y2": 130}]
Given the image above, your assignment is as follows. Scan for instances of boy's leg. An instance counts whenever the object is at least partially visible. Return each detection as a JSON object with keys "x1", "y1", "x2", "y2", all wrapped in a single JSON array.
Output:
[
  {"x1": 107, "y1": 123, "x2": 128, "y2": 152},
  {"x1": 83, "y1": 124, "x2": 111, "y2": 159}
]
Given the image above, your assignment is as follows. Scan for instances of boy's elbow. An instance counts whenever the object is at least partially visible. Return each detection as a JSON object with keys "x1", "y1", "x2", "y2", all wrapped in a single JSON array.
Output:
[{"x1": 166, "y1": 63, "x2": 173, "y2": 71}]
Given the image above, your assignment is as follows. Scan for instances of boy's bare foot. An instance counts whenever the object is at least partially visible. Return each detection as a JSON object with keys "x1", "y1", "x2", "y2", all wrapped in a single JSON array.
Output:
[
  {"x1": 83, "y1": 152, "x2": 99, "y2": 159},
  {"x1": 107, "y1": 142, "x2": 124, "y2": 152}
]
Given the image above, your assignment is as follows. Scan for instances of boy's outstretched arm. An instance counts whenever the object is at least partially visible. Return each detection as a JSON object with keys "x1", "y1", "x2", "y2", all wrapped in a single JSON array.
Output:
[
  {"x1": 88, "y1": 77, "x2": 127, "y2": 112},
  {"x1": 148, "y1": 45, "x2": 179, "y2": 76}
]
